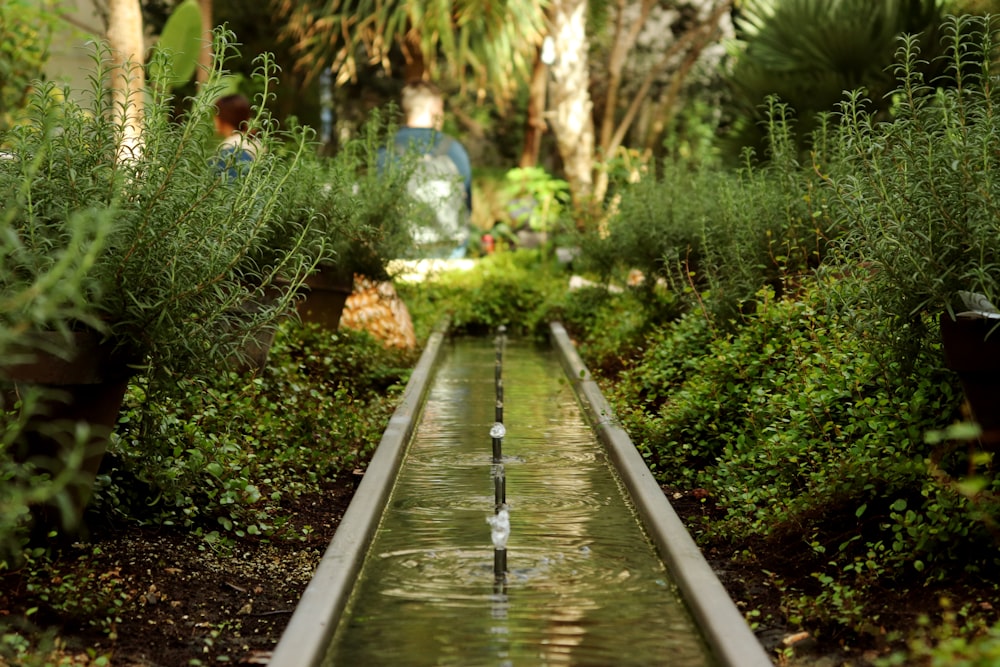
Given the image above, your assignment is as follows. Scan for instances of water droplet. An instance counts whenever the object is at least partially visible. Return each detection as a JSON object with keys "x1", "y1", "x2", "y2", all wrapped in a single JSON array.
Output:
[
  {"x1": 487, "y1": 508, "x2": 511, "y2": 549},
  {"x1": 490, "y1": 422, "x2": 506, "y2": 439}
]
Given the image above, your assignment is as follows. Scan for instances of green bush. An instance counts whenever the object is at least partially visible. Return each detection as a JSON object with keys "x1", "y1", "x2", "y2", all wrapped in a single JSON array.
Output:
[
  {"x1": 93, "y1": 323, "x2": 414, "y2": 542},
  {"x1": 0, "y1": 0, "x2": 60, "y2": 130},
  {"x1": 0, "y1": 35, "x2": 317, "y2": 381},
  {"x1": 580, "y1": 106, "x2": 835, "y2": 326},
  {"x1": 399, "y1": 250, "x2": 569, "y2": 339},
  {"x1": 552, "y1": 284, "x2": 667, "y2": 377},
  {"x1": 826, "y1": 15, "x2": 1000, "y2": 357},
  {"x1": 284, "y1": 109, "x2": 414, "y2": 282},
  {"x1": 600, "y1": 274, "x2": 1000, "y2": 632}
]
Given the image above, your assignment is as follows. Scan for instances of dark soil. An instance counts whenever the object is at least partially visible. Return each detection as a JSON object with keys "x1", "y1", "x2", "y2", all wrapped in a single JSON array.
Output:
[
  {"x1": 0, "y1": 483, "x2": 355, "y2": 666},
  {"x1": 666, "y1": 487, "x2": 1000, "y2": 667},
  {"x1": 3, "y1": 481, "x2": 995, "y2": 665}
]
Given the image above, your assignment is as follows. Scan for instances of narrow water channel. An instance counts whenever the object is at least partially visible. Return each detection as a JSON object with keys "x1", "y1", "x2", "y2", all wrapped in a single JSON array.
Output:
[{"x1": 322, "y1": 337, "x2": 713, "y2": 667}]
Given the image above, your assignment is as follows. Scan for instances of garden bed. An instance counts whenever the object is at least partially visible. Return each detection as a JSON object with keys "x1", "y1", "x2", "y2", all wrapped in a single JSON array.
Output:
[{"x1": 7, "y1": 480, "x2": 996, "y2": 666}]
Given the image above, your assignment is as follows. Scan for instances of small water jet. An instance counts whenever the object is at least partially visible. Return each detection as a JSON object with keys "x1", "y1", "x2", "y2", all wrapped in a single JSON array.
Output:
[
  {"x1": 274, "y1": 333, "x2": 768, "y2": 667},
  {"x1": 488, "y1": 505, "x2": 510, "y2": 579},
  {"x1": 491, "y1": 326, "x2": 509, "y2": 583}
]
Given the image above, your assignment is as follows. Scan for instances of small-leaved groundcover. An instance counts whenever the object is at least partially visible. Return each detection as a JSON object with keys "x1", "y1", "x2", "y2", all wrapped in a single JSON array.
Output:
[
  {"x1": 0, "y1": 322, "x2": 415, "y2": 662},
  {"x1": 96, "y1": 322, "x2": 416, "y2": 540}
]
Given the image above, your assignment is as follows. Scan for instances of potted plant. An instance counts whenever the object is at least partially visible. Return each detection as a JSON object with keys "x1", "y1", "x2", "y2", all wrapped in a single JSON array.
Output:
[
  {"x1": 289, "y1": 111, "x2": 415, "y2": 329},
  {"x1": 0, "y1": 38, "x2": 316, "y2": 531},
  {"x1": 825, "y1": 16, "x2": 1000, "y2": 439},
  {"x1": 938, "y1": 295, "x2": 1000, "y2": 443}
]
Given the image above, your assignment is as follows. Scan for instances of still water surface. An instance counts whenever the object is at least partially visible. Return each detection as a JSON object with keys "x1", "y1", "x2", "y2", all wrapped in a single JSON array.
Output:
[{"x1": 323, "y1": 337, "x2": 713, "y2": 667}]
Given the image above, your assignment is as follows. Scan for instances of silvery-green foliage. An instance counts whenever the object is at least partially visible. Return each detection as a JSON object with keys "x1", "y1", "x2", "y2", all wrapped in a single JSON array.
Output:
[
  {"x1": 283, "y1": 107, "x2": 413, "y2": 281},
  {"x1": 827, "y1": 15, "x2": 1000, "y2": 352},
  {"x1": 0, "y1": 29, "x2": 317, "y2": 379}
]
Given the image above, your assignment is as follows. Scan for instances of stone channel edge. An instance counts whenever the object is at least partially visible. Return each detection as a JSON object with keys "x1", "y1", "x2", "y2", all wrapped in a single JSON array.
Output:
[
  {"x1": 549, "y1": 320, "x2": 773, "y2": 667},
  {"x1": 269, "y1": 321, "x2": 774, "y2": 667}
]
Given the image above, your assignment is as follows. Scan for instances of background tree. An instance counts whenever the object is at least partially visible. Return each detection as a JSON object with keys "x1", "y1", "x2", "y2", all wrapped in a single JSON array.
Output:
[
  {"x1": 197, "y1": 0, "x2": 212, "y2": 83},
  {"x1": 273, "y1": 0, "x2": 544, "y2": 100},
  {"x1": 274, "y1": 0, "x2": 738, "y2": 221},
  {"x1": 723, "y1": 0, "x2": 944, "y2": 159},
  {"x1": 548, "y1": 0, "x2": 598, "y2": 211},
  {"x1": 106, "y1": 0, "x2": 145, "y2": 157},
  {"x1": 0, "y1": 0, "x2": 63, "y2": 130},
  {"x1": 589, "y1": 0, "x2": 733, "y2": 202}
]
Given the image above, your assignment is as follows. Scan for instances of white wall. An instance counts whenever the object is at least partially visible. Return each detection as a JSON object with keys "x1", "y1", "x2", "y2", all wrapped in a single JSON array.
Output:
[{"x1": 45, "y1": 0, "x2": 108, "y2": 96}]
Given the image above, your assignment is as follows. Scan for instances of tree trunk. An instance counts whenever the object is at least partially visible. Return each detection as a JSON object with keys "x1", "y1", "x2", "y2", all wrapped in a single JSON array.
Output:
[
  {"x1": 599, "y1": 0, "x2": 655, "y2": 155},
  {"x1": 591, "y1": 0, "x2": 655, "y2": 211},
  {"x1": 401, "y1": 31, "x2": 426, "y2": 82},
  {"x1": 197, "y1": 0, "x2": 213, "y2": 83},
  {"x1": 106, "y1": 0, "x2": 145, "y2": 160},
  {"x1": 519, "y1": 51, "x2": 548, "y2": 168},
  {"x1": 592, "y1": 0, "x2": 731, "y2": 203},
  {"x1": 547, "y1": 0, "x2": 596, "y2": 223}
]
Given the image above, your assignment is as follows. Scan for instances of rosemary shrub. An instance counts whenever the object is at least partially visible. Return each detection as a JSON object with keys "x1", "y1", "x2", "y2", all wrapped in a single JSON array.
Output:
[
  {"x1": 0, "y1": 36, "x2": 317, "y2": 380},
  {"x1": 581, "y1": 101, "x2": 834, "y2": 325},
  {"x1": 286, "y1": 109, "x2": 414, "y2": 281},
  {"x1": 827, "y1": 15, "x2": 1000, "y2": 352}
]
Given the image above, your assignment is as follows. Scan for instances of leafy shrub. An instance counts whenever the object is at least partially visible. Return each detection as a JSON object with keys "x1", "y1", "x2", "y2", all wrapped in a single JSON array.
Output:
[
  {"x1": 602, "y1": 275, "x2": 1000, "y2": 586},
  {"x1": 284, "y1": 109, "x2": 414, "y2": 282},
  {"x1": 595, "y1": 272, "x2": 1000, "y2": 646},
  {"x1": 580, "y1": 107, "x2": 835, "y2": 326},
  {"x1": 553, "y1": 284, "x2": 667, "y2": 377},
  {"x1": 398, "y1": 250, "x2": 569, "y2": 339},
  {"x1": 825, "y1": 15, "x2": 1000, "y2": 357},
  {"x1": 0, "y1": 34, "x2": 318, "y2": 382},
  {"x1": 0, "y1": 0, "x2": 60, "y2": 130},
  {"x1": 92, "y1": 323, "x2": 414, "y2": 541}
]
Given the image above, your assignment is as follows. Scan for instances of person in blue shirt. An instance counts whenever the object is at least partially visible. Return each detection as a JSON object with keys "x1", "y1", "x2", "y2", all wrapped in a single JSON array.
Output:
[
  {"x1": 380, "y1": 81, "x2": 473, "y2": 259},
  {"x1": 212, "y1": 94, "x2": 260, "y2": 179}
]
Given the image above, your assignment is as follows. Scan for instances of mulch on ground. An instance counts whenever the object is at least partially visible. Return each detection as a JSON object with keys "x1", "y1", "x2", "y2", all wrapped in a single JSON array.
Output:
[{"x1": 5, "y1": 481, "x2": 996, "y2": 665}]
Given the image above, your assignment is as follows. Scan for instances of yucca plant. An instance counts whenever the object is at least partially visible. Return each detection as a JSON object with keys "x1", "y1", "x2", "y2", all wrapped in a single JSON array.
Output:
[{"x1": 725, "y1": 0, "x2": 944, "y2": 155}]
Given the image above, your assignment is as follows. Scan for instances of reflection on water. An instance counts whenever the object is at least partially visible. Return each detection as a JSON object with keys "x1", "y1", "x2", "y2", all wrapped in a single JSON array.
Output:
[{"x1": 323, "y1": 338, "x2": 713, "y2": 667}]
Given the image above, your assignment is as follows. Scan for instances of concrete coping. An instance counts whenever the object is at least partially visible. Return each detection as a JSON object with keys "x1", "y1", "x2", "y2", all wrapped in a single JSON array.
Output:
[
  {"x1": 267, "y1": 321, "x2": 449, "y2": 667},
  {"x1": 549, "y1": 321, "x2": 773, "y2": 667}
]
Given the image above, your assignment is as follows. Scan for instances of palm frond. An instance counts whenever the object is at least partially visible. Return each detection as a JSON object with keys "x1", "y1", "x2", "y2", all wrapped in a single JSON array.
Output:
[{"x1": 274, "y1": 0, "x2": 545, "y2": 102}]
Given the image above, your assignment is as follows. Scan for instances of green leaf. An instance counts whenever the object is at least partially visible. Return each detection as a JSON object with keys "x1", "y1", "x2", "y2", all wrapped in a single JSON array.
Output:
[
  {"x1": 955, "y1": 477, "x2": 989, "y2": 497},
  {"x1": 148, "y1": 0, "x2": 203, "y2": 89},
  {"x1": 924, "y1": 421, "x2": 982, "y2": 445}
]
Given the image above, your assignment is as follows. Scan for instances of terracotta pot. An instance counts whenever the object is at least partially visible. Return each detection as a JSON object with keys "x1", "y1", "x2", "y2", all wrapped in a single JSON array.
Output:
[
  {"x1": 228, "y1": 285, "x2": 290, "y2": 374},
  {"x1": 940, "y1": 314, "x2": 1000, "y2": 443},
  {"x1": 295, "y1": 267, "x2": 354, "y2": 330},
  {"x1": 2, "y1": 330, "x2": 135, "y2": 534}
]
